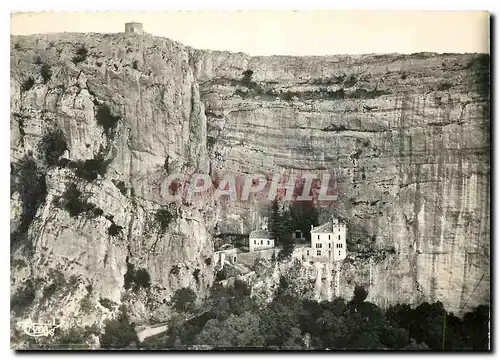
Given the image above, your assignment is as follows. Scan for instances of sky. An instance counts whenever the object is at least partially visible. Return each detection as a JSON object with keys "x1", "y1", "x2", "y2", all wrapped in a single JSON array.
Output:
[{"x1": 10, "y1": 10, "x2": 490, "y2": 56}]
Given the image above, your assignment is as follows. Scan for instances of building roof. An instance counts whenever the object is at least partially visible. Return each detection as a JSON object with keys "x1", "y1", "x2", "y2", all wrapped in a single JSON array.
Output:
[
  {"x1": 294, "y1": 244, "x2": 310, "y2": 249},
  {"x1": 249, "y1": 229, "x2": 271, "y2": 239},
  {"x1": 311, "y1": 222, "x2": 333, "y2": 233}
]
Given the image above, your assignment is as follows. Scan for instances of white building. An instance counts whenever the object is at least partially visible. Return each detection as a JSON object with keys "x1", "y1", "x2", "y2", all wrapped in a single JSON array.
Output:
[
  {"x1": 293, "y1": 216, "x2": 347, "y2": 262},
  {"x1": 249, "y1": 229, "x2": 275, "y2": 252}
]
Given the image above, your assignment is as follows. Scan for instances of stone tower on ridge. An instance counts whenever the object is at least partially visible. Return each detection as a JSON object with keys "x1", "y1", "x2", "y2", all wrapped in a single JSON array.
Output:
[{"x1": 125, "y1": 22, "x2": 144, "y2": 34}]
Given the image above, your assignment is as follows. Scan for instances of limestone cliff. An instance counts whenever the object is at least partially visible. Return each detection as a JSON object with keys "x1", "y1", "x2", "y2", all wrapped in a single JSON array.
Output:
[{"x1": 10, "y1": 31, "x2": 489, "y2": 333}]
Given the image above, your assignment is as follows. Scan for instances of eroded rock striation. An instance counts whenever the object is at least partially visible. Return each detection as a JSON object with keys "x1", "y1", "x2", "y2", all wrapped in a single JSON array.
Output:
[{"x1": 10, "y1": 32, "x2": 489, "y2": 331}]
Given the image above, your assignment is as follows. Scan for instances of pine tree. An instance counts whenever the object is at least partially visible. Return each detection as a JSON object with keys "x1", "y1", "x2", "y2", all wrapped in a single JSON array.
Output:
[{"x1": 268, "y1": 200, "x2": 282, "y2": 243}]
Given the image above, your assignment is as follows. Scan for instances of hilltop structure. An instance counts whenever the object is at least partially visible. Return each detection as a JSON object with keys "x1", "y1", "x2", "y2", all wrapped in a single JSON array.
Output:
[{"x1": 125, "y1": 22, "x2": 144, "y2": 34}]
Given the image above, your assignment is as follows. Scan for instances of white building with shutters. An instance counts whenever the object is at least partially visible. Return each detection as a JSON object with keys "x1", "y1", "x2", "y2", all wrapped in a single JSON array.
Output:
[{"x1": 293, "y1": 216, "x2": 347, "y2": 262}]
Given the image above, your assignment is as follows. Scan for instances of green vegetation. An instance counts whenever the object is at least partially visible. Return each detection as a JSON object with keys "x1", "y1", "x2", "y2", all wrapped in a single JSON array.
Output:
[
  {"x1": 155, "y1": 207, "x2": 176, "y2": 234},
  {"x1": 65, "y1": 147, "x2": 111, "y2": 182},
  {"x1": 72, "y1": 45, "x2": 88, "y2": 65},
  {"x1": 21, "y1": 77, "x2": 35, "y2": 92},
  {"x1": 171, "y1": 287, "x2": 197, "y2": 313},
  {"x1": 170, "y1": 265, "x2": 181, "y2": 277},
  {"x1": 38, "y1": 128, "x2": 68, "y2": 166},
  {"x1": 96, "y1": 104, "x2": 120, "y2": 137},
  {"x1": 107, "y1": 223, "x2": 123, "y2": 236},
  {"x1": 58, "y1": 183, "x2": 103, "y2": 218},
  {"x1": 100, "y1": 309, "x2": 138, "y2": 349},
  {"x1": 40, "y1": 63, "x2": 52, "y2": 84},
  {"x1": 193, "y1": 269, "x2": 201, "y2": 284},
  {"x1": 10, "y1": 279, "x2": 36, "y2": 315},
  {"x1": 139, "y1": 280, "x2": 489, "y2": 350},
  {"x1": 11, "y1": 156, "x2": 47, "y2": 240},
  {"x1": 124, "y1": 262, "x2": 151, "y2": 291}
]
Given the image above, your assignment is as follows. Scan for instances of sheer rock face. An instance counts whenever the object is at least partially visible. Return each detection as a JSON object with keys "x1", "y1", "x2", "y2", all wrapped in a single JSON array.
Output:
[{"x1": 10, "y1": 32, "x2": 489, "y2": 327}]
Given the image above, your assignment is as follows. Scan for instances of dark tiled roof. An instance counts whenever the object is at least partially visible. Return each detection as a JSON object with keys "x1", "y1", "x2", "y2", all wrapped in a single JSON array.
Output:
[
  {"x1": 311, "y1": 222, "x2": 333, "y2": 233},
  {"x1": 249, "y1": 229, "x2": 271, "y2": 239}
]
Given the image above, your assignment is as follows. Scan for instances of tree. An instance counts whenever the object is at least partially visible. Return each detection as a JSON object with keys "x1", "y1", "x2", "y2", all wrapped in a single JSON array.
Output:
[
  {"x1": 171, "y1": 287, "x2": 197, "y2": 313},
  {"x1": 100, "y1": 312, "x2": 138, "y2": 349},
  {"x1": 352, "y1": 285, "x2": 369, "y2": 308},
  {"x1": 463, "y1": 305, "x2": 490, "y2": 350},
  {"x1": 196, "y1": 312, "x2": 265, "y2": 348},
  {"x1": 268, "y1": 200, "x2": 284, "y2": 242},
  {"x1": 259, "y1": 295, "x2": 302, "y2": 347}
]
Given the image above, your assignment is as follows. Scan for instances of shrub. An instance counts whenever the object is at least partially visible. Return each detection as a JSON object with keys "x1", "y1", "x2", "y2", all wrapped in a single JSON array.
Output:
[
  {"x1": 108, "y1": 223, "x2": 123, "y2": 236},
  {"x1": 124, "y1": 262, "x2": 151, "y2": 291},
  {"x1": 242, "y1": 70, "x2": 254, "y2": 83},
  {"x1": 68, "y1": 150, "x2": 110, "y2": 182},
  {"x1": 11, "y1": 157, "x2": 47, "y2": 238},
  {"x1": 99, "y1": 298, "x2": 116, "y2": 311},
  {"x1": 21, "y1": 77, "x2": 35, "y2": 92},
  {"x1": 352, "y1": 285, "x2": 369, "y2": 307},
  {"x1": 170, "y1": 265, "x2": 181, "y2": 277},
  {"x1": 11, "y1": 279, "x2": 36, "y2": 315},
  {"x1": 96, "y1": 104, "x2": 120, "y2": 136},
  {"x1": 59, "y1": 183, "x2": 102, "y2": 218},
  {"x1": 193, "y1": 269, "x2": 201, "y2": 283},
  {"x1": 204, "y1": 257, "x2": 212, "y2": 266},
  {"x1": 72, "y1": 45, "x2": 88, "y2": 64},
  {"x1": 155, "y1": 208, "x2": 175, "y2": 234},
  {"x1": 38, "y1": 129, "x2": 68, "y2": 166},
  {"x1": 171, "y1": 287, "x2": 196, "y2": 313},
  {"x1": 100, "y1": 312, "x2": 138, "y2": 349},
  {"x1": 40, "y1": 63, "x2": 52, "y2": 84}
]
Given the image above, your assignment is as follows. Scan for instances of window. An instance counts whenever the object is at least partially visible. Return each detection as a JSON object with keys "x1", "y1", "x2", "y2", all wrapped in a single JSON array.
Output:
[
  {"x1": 267, "y1": 240, "x2": 270, "y2": 245},
  {"x1": 318, "y1": 235, "x2": 320, "y2": 240},
  {"x1": 254, "y1": 240, "x2": 256, "y2": 245},
  {"x1": 317, "y1": 250, "x2": 321, "y2": 256},
  {"x1": 316, "y1": 243, "x2": 322, "y2": 248},
  {"x1": 261, "y1": 240, "x2": 263, "y2": 245},
  {"x1": 338, "y1": 235, "x2": 340, "y2": 240},
  {"x1": 329, "y1": 251, "x2": 331, "y2": 256},
  {"x1": 328, "y1": 235, "x2": 331, "y2": 240},
  {"x1": 338, "y1": 251, "x2": 341, "y2": 256},
  {"x1": 339, "y1": 243, "x2": 343, "y2": 248},
  {"x1": 329, "y1": 243, "x2": 331, "y2": 248},
  {"x1": 306, "y1": 251, "x2": 309, "y2": 256}
]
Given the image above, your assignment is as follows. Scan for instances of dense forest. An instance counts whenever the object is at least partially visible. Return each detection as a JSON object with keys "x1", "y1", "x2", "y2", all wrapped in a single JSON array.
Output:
[
  {"x1": 134, "y1": 280, "x2": 489, "y2": 351},
  {"x1": 15, "y1": 277, "x2": 489, "y2": 350}
]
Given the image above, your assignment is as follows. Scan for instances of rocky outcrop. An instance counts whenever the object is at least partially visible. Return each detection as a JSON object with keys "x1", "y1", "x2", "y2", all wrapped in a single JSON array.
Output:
[{"x1": 10, "y1": 31, "x2": 489, "y2": 334}]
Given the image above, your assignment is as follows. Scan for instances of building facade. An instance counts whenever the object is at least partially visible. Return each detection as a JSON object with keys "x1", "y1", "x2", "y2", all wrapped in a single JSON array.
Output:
[
  {"x1": 249, "y1": 229, "x2": 275, "y2": 252},
  {"x1": 293, "y1": 216, "x2": 347, "y2": 262}
]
